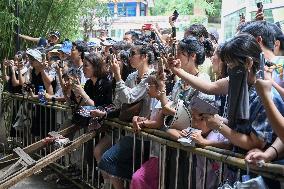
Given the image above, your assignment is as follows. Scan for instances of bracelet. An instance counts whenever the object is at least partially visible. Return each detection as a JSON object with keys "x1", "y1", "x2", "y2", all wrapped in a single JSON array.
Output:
[{"x1": 269, "y1": 146, "x2": 278, "y2": 160}]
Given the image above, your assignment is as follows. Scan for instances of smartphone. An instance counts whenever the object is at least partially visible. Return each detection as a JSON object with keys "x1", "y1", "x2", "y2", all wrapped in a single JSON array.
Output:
[
  {"x1": 258, "y1": 52, "x2": 265, "y2": 79},
  {"x1": 151, "y1": 31, "x2": 156, "y2": 41},
  {"x1": 172, "y1": 43, "x2": 177, "y2": 59},
  {"x1": 157, "y1": 57, "x2": 164, "y2": 76},
  {"x1": 239, "y1": 13, "x2": 245, "y2": 20},
  {"x1": 172, "y1": 10, "x2": 179, "y2": 21},
  {"x1": 41, "y1": 53, "x2": 46, "y2": 64},
  {"x1": 109, "y1": 48, "x2": 113, "y2": 55},
  {"x1": 172, "y1": 26, "x2": 177, "y2": 38},
  {"x1": 257, "y1": 2, "x2": 263, "y2": 11}
]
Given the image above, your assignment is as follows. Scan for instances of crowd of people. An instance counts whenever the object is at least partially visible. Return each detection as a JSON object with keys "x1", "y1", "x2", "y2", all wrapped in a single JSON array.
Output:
[{"x1": 1, "y1": 8, "x2": 284, "y2": 189}]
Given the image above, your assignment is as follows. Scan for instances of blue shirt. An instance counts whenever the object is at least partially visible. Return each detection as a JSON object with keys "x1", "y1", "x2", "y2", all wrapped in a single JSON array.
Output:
[{"x1": 235, "y1": 87, "x2": 284, "y2": 152}]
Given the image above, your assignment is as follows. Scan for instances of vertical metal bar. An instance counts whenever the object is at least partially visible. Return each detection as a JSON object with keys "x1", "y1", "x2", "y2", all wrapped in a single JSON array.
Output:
[
  {"x1": 140, "y1": 136, "x2": 144, "y2": 166},
  {"x1": 30, "y1": 103, "x2": 33, "y2": 145},
  {"x1": 219, "y1": 162, "x2": 224, "y2": 186},
  {"x1": 188, "y1": 152, "x2": 193, "y2": 189},
  {"x1": 97, "y1": 132, "x2": 102, "y2": 189},
  {"x1": 39, "y1": 105, "x2": 42, "y2": 140},
  {"x1": 111, "y1": 126, "x2": 114, "y2": 145},
  {"x1": 202, "y1": 157, "x2": 207, "y2": 189},
  {"x1": 82, "y1": 143, "x2": 85, "y2": 180},
  {"x1": 45, "y1": 106, "x2": 47, "y2": 139},
  {"x1": 92, "y1": 138, "x2": 95, "y2": 186},
  {"x1": 160, "y1": 145, "x2": 166, "y2": 189},
  {"x1": 22, "y1": 101, "x2": 25, "y2": 147},
  {"x1": 149, "y1": 140, "x2": 153, "y2": 157},
  {"x1": 118, "y1": 127, "x2": 121, "y2": 140},
  {"x1": 174, "y1": 148, "x2": 180, "y2": 189},
  {"x1": 132, "y1": 134, "x2": 136, "y2": 174},
  {"x1": 158, "y1": 144, "x2": 162, "y2": 189},
  {"x1": 12, "y1": 100, "x2": 17, "y2": 143},
  {"x1": 49, "y1": 107, "x2": 52, "y2": 154},
  {"x1": 237, "y1": 168, "x2": 241, "y2": 182},
  {"x1": 60, "y1": 110, "x2": 64, "y2": 165},
  {"x1": 87, "y1": 163, "x2": 89, "y2": 183},
  {"x1": 44, "y1": 106, "x2": 47, "y2": 156}
]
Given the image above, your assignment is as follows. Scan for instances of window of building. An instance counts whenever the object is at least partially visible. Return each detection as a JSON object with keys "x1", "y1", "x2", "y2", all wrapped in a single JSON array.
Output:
[
  {"x1": 107, "y1": 3, "x2": 115, "y2": 16},
  {"x1": 140, "y1": 3, "x2": 146, "y2": 16},
  {"x1": 223, "y1": 8, "x2": 246, "y2": 40},
  {"x1": 249, "y1": 0, "x2": 272, "y2": 6}
]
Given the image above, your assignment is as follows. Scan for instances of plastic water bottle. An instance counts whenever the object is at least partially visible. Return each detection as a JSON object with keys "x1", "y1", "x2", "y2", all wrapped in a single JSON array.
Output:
[{"x1": 38, "y1": 86, "x2": 47, "y2": 104}]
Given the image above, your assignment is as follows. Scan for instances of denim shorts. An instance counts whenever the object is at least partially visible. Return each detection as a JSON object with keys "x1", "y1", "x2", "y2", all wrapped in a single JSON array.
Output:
[{"x1": 98, "y1": 136, "x2": 149, "y2": 180}]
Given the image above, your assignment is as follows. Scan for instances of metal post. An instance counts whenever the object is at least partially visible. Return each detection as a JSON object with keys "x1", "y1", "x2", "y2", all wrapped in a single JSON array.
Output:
[{"x1": 174, "y1": 149, "x2": 180, "y2": 189}]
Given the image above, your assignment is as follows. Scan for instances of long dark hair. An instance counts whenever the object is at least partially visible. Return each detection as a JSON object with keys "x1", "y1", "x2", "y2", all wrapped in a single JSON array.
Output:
[
  {"x1": 84, "y1": 52, "x2": 108, "y2": 78},
  {"x1": 220, "y1": 33, "x2": 262, "y2": 74}
]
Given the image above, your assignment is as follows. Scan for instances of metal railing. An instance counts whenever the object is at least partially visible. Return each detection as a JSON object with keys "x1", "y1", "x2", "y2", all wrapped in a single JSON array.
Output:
[{"x1": 1, "y1": 92, "x2": 284, "y2": 189}]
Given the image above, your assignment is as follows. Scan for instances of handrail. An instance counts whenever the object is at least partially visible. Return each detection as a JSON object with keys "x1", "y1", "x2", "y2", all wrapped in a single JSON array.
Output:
[
  {"x1": 1, "y1": 91, "x2": 284, "y2": 184},
  {"x1": 1, "y1": 92, "x2": 71, "y2": 110},
  {"x1": 104, "y1": 119, "x2": 284, "y2": 180}
]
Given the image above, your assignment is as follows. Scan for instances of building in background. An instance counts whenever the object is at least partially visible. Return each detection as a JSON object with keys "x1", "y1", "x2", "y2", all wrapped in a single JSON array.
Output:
[
  {"x1": 107, "y1": 0, "x2": 150, "y2": 17},
  {"x1": 93, "y1": 0, "x2": 190, "y2": 40},
  {"x1": 221, "y1": 0, "x2": 284, "y2": 41}
]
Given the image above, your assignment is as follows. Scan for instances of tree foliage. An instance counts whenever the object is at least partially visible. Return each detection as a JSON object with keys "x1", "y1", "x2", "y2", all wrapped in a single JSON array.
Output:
[
  {"x1": 150, "y1": 0, "x2": 221, "y2": 17},
  {"x1": 0, "y1": 0, "x2": 108, "y2": 60}
]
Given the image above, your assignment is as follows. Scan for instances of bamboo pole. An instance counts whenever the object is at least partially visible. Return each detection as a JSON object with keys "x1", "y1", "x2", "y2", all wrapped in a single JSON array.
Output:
[
  {"x1": 0, "y1": 130, "x2": 97, "y2": 189},
  {"x1": 0, "y1": 124, "x2": 78, "y2": 165}
]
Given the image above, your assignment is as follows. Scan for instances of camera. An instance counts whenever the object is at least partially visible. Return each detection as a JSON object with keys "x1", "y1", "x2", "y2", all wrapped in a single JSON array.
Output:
[
  {"x1": 50, "y1": 55, "x2": 61, "y2": 62},
  {"x1": 22, "y1": 83, "x2": 35, "y2": 93},
  {"x1": 119, "y1": 50, "x2": 130, "y2": 65},
  {"x1": 172, "y1": 10, "x2": 179, "y2": 21}
]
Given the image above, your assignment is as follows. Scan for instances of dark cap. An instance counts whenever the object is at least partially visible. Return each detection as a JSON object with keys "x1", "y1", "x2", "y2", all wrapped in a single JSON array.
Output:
[{"x1": 49, "y1": 31, "x2": 61, "y2": 39}]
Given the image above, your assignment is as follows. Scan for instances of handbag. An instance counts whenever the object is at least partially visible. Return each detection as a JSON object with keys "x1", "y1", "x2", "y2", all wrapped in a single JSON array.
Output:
[{"x1": 119, "y1": 100, "x2": 143, "y2": 122}]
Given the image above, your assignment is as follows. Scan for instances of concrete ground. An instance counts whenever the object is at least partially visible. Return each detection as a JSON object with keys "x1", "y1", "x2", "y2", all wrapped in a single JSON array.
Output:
[{"x1": 1, "y1": 168, "x2": 79, "y2": 189}]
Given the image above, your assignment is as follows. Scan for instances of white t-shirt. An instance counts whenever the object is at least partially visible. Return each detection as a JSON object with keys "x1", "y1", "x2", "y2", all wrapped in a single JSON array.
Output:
[{"x1": 195, "y1": 131, "x2": 229, "y2": 189}]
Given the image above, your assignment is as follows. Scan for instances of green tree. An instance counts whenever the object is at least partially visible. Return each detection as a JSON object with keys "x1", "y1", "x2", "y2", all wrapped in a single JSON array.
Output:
[{"x1": 0, "y1": 0, "x2": 108, "y2": 61}]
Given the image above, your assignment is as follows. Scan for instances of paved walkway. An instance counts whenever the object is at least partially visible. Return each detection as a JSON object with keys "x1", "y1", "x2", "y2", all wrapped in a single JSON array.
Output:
[{"x1": 1, "y1": 168, "x2": 78, "y2": 189}]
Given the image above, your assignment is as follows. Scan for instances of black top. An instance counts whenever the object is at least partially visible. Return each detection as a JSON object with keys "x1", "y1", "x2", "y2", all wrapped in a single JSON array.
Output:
[
  {"x1": 70, "y1": 75, "x2": 113, "y2": 108},
  {"x1": 7, "y1": 67, "x2": 22, "y2": 94},
  {"x1": 31, "y1": 68, "x2": 56, "y2": 95},
  {"x1": 31, "y1": 68, "x2": 45, "y2": 95},
  {"x1": 84, "y1": 76, "x2": 113, "y2": 107}
]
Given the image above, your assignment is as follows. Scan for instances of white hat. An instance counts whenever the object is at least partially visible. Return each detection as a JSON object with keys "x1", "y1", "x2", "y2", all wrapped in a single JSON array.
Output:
[{"x1": 26, "y1": 49, "x2": 42, "y2": 62}]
